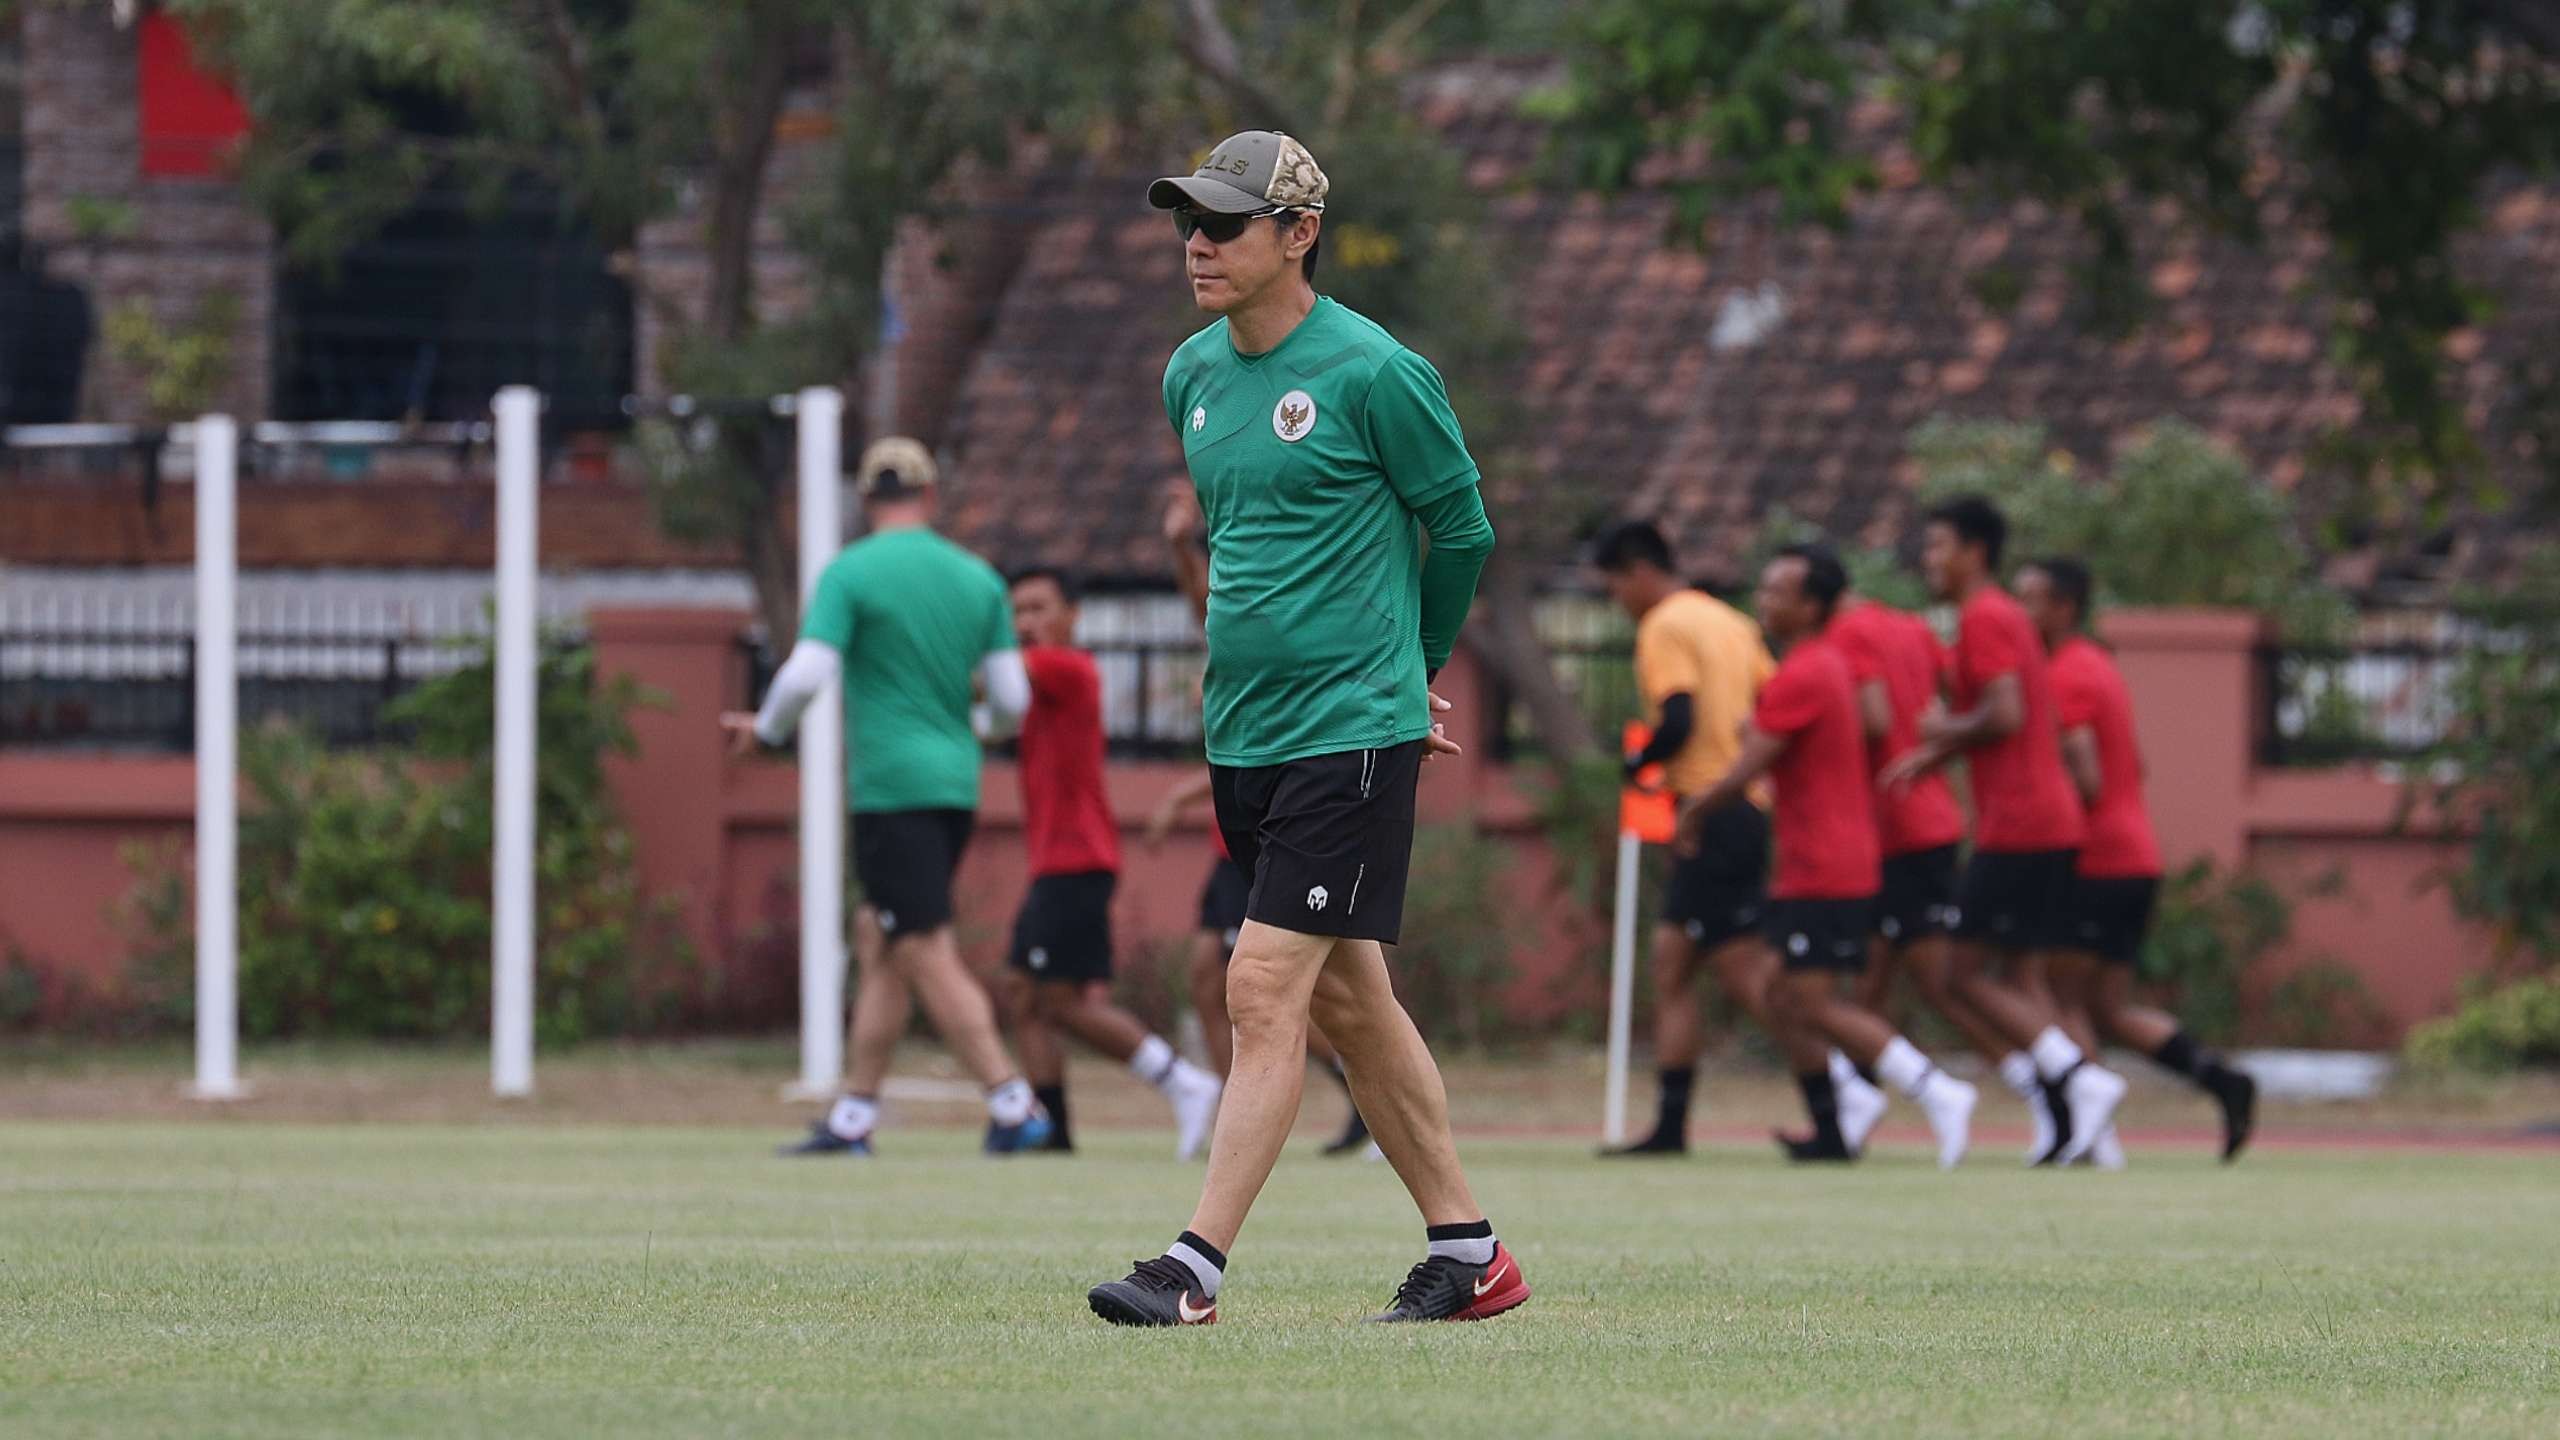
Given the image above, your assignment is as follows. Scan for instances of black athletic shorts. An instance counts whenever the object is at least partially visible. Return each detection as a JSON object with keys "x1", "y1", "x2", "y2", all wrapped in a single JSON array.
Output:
[
  {"x1": 1876, "y1": 843, "x2": 1961, "y2": 946},
  {"x1": 1663, "y1": 799, "x2": 1769, "y2": 949},
  {"x1": 1197, "y1": 856, "x2": 1251, "y2": 951},
  {"x1": 1211, "y1": 738, "x2": 1422, "y2": 945},
  {"x1": 2068, "y1": 874, "x2": 2160, "y2": 966},
  {"x1": 1008, "y1": 870, "x2": 1117, "y2": 983},
  {"x1": 853, "y1": 808, "x2": 975, "y2": 938},
  {"x1": 1766, "y1": 896, "x2": 1876, "y2": 973},
  {"x1": 1951, "y1": 848, "x2": 2079, "y2": 952}
]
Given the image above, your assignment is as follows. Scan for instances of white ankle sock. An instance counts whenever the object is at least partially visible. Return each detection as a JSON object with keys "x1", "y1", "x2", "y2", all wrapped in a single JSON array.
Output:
[
  {"x1": 1827, "y1": 1050, "x2": 1861, "y2": 1090},
  {"x1": 1998, "y1": 1051, "x2": 2040, "y2": 1098},
  {"x1": 1130, "y1": 1034, "x2": 1177, "y2": 1087},
  {"x1": 826, "y1": 1094, "x2": 878, "y2": 1141},
  {"x1": 2029, "y1": 1027, "x2": 2085, "y2": 1083},
  {"x1": 1168, "y1": 1238, "x2": 1224, "y2": 1298},
  {"x1": 986, "y1": 1077, "x2": 1035, "y2": 1127},
  {"x1": 1876, "y1": 1037, "x2": 1937, "y2": 1099},
  {"x1": 1426, "y1": 1221, "x2": 1496, "y2": 1266}
]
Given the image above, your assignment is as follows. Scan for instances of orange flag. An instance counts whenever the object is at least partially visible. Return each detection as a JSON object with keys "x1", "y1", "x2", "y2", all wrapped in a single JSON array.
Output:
[{"x1": 1618, "y1": 721, "x2": 1676, "y2": 843}]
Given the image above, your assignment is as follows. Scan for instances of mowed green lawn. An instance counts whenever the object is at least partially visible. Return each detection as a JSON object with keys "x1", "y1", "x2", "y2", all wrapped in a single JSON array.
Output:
[{"x1": 2, "y1": 1123, "x2": 2553, "y2": 1439}]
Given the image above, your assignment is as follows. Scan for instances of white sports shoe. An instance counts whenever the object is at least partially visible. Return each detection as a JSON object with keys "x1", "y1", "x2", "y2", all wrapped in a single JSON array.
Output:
[
  {"x1": 1166, "y1": 1062, "x2": 1223, "y2": 1161},
  {"x1": 2054, "y1": 1064, "x2": 2129, "y2": 1166},
  {"x1": 2088, "y1": 1124, "x2": 2127, "y2": 1171},
  {"x1": 1837, "y1": 1069, "x2": 1890, "y2": 1155},
  {"x1": 1918, "y1": 1075, "x2": 1978, "y2": 1170}
]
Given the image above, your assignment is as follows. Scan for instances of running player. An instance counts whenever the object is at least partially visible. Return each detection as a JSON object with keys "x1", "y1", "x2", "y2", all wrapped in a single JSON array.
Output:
[
  {"x1": 1087, "y1": 131, "x2": 1521, "y2": 1327},
  {"x1": 1883, "y1": 495, "x2": 2128, "y2": 1165},
  {"x1": 1827, "y1": 582, "x2": 2018, "y2": 1113},
  {"x1": 2017, "y1": 556, "x2": 2258, "y2": 1161},
  {"x1": 1590, "y1": 520, "x2": 1800, "y2": 1157},
  {"x1": 724, "y1": 437, "x2": 1050, "y2": 1156},
  {"x1": 1153, "y1": 491, "x2": 1369, "y2": 1155},
  {"x1": 998, "y1": 567, "x2": 1223, "y2": 1159},
  {"x1": 1676, "y1": 545, "x2": 1978, "y2": 1168}
]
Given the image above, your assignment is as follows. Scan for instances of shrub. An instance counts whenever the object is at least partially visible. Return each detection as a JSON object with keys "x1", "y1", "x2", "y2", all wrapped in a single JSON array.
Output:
[
  {"x1": 2405, "y1": 975, "x2": 2560, "y2": 1074},
  {"x1": 121, "y1": 638, "x2": 692, "y2": 1042}
]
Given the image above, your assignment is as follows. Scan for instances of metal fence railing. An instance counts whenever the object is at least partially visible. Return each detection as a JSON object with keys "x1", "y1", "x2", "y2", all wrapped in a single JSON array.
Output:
[
  {"x1": 2257, "y1": 642, "x2": 2464, "y2": 767},
  {"x1": 0, "y1": 629, "x2": 491, "y2": 751}
]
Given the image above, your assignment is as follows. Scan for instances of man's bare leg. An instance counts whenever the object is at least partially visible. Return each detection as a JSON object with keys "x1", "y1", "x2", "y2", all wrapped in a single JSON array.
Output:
[
  {"x1": 2092, "y1": 962, "x2": 2258, "y2": 1160},
  {"x1": 1902, "y1": 933, "x2": 2012, "y2": 1066},
  {"x1": 1308, "y1": 939, "x2": 1478, "y2": 1223},
  {"x1": 1774, "y1": 970, "x2": 1978, "y2": 1168},
  {"x1": 1034, "y1": 978, "x2": 1225, "y2": 1159},
  {"x1": 790, "y1": 906, "x2": 910, "y2": 1152},
  {"x1": 1183, "y1": 921, "x2": 1334, "y2": 1251}
]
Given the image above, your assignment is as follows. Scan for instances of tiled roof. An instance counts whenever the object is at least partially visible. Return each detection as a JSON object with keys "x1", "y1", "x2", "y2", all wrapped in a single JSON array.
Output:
[{"x1": 936, "y1": 64, "x2": 2560, "y2": 594}]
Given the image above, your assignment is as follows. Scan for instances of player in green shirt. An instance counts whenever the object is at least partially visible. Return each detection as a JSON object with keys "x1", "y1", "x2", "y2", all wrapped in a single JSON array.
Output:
[
  {"x1": 722, "y1": 437, "x2": 1051, "y2": 1157},
  {"x1": 1087, "y1": 131, "x2": 1525, "y2": 1329}
]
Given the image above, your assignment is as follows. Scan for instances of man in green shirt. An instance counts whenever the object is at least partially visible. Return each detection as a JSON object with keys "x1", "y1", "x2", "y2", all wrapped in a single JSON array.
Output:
[
  {"x1": 1086, "y1": 131, "x2": 1523, "y2": 1328},
  {"x1": 721, "y1": 437, "x2": 1051, "y2": 1156}
]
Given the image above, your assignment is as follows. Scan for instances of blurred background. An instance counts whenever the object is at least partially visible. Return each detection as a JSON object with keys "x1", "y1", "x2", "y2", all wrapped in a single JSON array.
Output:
[{"x1": 3, "y1": 0, "x2": 2556, "y2": 1087}]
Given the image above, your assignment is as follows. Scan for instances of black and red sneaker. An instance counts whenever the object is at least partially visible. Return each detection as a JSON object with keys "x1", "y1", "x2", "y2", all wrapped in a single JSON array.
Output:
[
  {"x1": 1365, "y1": 1242, "x2": 1530, "y2": 1323},
  {"x1": 1087, "y1": 1255, "x2": 1218, "y2": 1327}
]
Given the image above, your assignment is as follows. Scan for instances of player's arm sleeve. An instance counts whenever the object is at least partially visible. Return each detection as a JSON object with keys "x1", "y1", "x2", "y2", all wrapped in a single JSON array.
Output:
[
  {"x1": 752, "y1": 638, "x2": 842, "y2": 746},
  {"x1": 1626, "y1": 693, "x2": 1694, "y2": 775},
  {"x1": 1751, "y1": 667, "x2": 1821, "y2": 739},
  {"x1": 1411, "y1": 483, "x2": 1494, "y2": 674},
  {"x1": 976, "y1": 649, "x2": 1031, "y2": 741}
]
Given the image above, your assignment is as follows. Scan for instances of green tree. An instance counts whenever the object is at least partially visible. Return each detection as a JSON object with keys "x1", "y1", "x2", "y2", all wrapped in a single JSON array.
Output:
[
  {"x1": 1544, "y1": 1, "x2": 2560, "y2": 534},
  {"x1": 1908, "y1": 415, "x2": 2351, "y2": 637},
  {"x1": 2420, "y1": 551, "x2": 2560, "y2": 966},
  {"x1": 166, "y1": 0, "x2": 1150, "y2": 641}
]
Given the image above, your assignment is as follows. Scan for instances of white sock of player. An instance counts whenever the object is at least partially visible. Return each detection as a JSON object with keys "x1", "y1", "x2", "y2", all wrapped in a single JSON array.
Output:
[
  {"x1": 2029, "y1": 1026, "x2": 2086, "y2": 1083},
  {"x1": 1167, "y1": 1230, "x2": 1225, "y2": 1298},
  {"x1": 1426, "y1": 1219, "x2": 1496, "y2": 1265},
  {"x1": 1998, "y1": 1051, "x2": 2040, "y2": 1098},
  {"x1": 986, "y1": 1077, "x2": 1036, "y2": 1127},
  {"x1": 826, "y1": 1093, "x2": 879, "y2": 1142},
  {"x1": 1130, "y1": 1034, "x2": 1179, "y2": 1087},
  {"x1": 1875, "y1": 1037, "x2": 1941, "y2": 1099}
]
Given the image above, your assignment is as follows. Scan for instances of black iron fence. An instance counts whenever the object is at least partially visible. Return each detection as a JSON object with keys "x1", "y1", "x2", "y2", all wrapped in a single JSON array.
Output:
[
  {"x1": 0, "y1": 630, "x2": 491, "y2": 750},
  {"x1": 2257, "y1": 641, "x2": 2464, "y2": 767},
  {"x1": 739, "y1": 630, "x2": 1213, "y2": 761}
]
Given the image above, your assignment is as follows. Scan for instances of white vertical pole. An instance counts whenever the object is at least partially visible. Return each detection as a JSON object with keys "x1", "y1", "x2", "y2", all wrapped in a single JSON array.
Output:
[
  {"x1": 788, "y1": 386, "x2": 846, "y2": 1101},
  {"x1": 1602, "y1": 828, "x2": 1641, "y2": 1144},
  {"x1": 189, "y1": 415, "x2": 245, "y2": 1101},
  {"x1": 491, "y1": 387, "x2": 540, "y2": 1098}
]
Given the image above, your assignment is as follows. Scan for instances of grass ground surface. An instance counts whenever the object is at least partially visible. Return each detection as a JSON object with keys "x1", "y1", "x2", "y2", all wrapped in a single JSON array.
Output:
[{"x1": 4, "y1": 1048, "x2": 2557, "y2": 1438}]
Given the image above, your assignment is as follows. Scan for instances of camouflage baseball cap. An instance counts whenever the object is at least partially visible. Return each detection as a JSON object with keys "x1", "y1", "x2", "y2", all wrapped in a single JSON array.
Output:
[{"x1": 1147, "y1": 131, "x2": 1329, "y2": 215}]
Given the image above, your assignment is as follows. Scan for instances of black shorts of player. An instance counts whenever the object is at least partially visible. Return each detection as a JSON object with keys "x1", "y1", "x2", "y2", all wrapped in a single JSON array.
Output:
[
  {"x1": 2068, "y1": 874, "x2": 2161, "y2": 966},
  {"x1": 1876, "y1": 844, "x2": 1961, "y2": 947},
  {"x1": 1212, "y1": 739, "x2": 1423, "y2": 945},
  {"x1": 853, "y1": 808, "x2": 975, "y2": 939},
  {"x1": 1197, "y1": 856, "x2": 1252, "y2": 953},
  {"x1": 1663, "y1": 798, "x2": 1769, "y2": 950},
  {"x1": 1007, "y1": 870, "x2": 1117, "y2": 984},
  {"x1": 1766, "y1": 896, "x2": 1877, "y2": 973},
  {"x1": 1951, "y1": 848, "x2": 2080, "y2": 953}
]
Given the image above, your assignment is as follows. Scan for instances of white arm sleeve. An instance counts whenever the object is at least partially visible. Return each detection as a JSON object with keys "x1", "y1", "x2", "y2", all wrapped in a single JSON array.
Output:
[
  {"x1": 976, "y1": 649, "x2": 1031, "y2": 740},
  {"x1": 752, "y1": 638, "x2": 842, "y2": 747}
]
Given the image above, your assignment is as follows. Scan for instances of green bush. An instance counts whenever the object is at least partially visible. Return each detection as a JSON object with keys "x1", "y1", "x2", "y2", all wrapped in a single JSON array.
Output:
[
  {"x1": 2405, "y1": 975, "x2": 2560, "y2": 1074},
  {"x1": 121, "y1": 639, "x2": 693, "y2": 1042},
  {"x1": 1394, "y1": 821, "x2": 1525, "y2": 1049},
  {"x1": 2138, "y1": 859, "x2": 2294, "y2": 1046}
]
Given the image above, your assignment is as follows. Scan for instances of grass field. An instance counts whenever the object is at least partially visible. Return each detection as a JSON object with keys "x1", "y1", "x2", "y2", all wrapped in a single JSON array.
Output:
[{"x1": 4, "y1": 1105, "x2": 2556, "y2": 1439}]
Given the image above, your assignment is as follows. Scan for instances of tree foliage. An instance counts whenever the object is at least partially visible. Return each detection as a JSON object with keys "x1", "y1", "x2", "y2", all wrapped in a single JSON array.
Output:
[
  {"x1": 1545, "y1": 1, "x2": 2560, "y2": 526},
  {"x1": 2420, "y1": 551, "x2": 2560, "y2": 966}
]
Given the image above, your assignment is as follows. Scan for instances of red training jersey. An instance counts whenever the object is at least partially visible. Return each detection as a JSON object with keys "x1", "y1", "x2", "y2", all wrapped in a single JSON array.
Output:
[
  {"x1": 1949, "y1": 585, "x2": 2085, "y2": 854},
  {"x1": 1753, "y1": 634, "x2": 1881, "y2": 900},
  {"x1": 2048, "y1": 635, "x2": 2162, "y2": 879},
  {"x1": 1017, "y1": 647, "x2": 1121, "y2": 876},
  {"x1": 1826, "y1": 601, "x2": 1966, "y2": 857}
]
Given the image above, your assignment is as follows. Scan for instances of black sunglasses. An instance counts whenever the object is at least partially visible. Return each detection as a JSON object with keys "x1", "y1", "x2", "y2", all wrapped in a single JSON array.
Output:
[{"x1": 1173, "y1": 205, "x2": 1306, "y2": 244}]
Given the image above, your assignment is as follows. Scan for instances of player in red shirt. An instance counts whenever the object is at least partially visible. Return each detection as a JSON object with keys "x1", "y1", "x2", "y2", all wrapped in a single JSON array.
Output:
[
  {"x1": 1883, "y1": 497, "x2": 2127, "y2": 1166},
  {"x1": 1001, "y1": 569, "x2": 1223, "y2": 1159},
  {"x1": 1825, "y1": 590, "x2": 2017, "y2": 1086},
  {"x1": 1675, "y1": 546, "x2": 1978, "y2": 1168},
  {"x1": 2019, "y1": 557, "x2": 2258, "y2": 1162}
]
